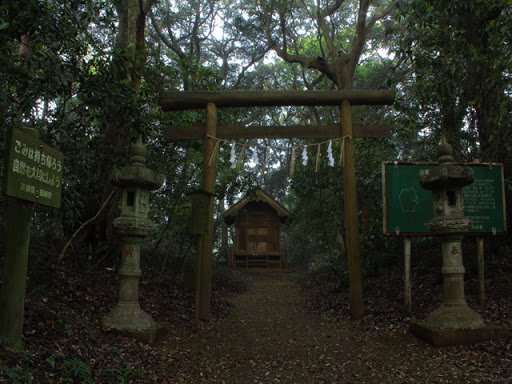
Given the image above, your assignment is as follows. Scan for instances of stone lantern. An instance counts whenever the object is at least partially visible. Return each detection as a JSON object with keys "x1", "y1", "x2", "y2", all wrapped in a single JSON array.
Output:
[
  {"x1": 418, "y1": 137, "x2": 483, "y2": 330},
  {"x1": 103, "y1": 137, "x2": 164, "y2": 332}
]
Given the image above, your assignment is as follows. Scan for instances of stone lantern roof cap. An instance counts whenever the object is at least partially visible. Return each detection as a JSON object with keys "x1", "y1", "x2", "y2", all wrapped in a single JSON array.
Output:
[
  {"x1": 130, "y1": 139, "x2": 148, "y2": 165},
  {"x1": 437, "y1": 136, "x2": 454, "y2": 163},
  {"x1": 420, "y1": 137, "x2": 473, "y2": 190},
  {"x1": 111, "y1": 139, "x2": 164, "y2": 190}
]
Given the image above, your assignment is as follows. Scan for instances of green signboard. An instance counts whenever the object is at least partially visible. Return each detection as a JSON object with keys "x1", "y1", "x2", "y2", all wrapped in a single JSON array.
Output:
[
  {"x1": 2, "y1": 127, "x2": 63, "y2": 208},
  {"x1": 382, "y1": 161, "x2": 507, "y2": 236}
]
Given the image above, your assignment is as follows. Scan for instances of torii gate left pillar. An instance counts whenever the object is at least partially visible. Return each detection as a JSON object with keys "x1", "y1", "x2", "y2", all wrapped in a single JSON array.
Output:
[
  {"x1": 198, "y1": 102, "x2": 217, "y2": 321},
  {"x1": 159, "y1": 90, "x2": 395, "y2": 321},
  {"x1": 340, "y1": 100, "x2": 364, "y2": 318}
]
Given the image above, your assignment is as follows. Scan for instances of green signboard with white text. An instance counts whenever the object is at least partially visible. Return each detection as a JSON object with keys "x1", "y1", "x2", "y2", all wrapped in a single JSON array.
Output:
[
  {"x1": 2, "y1": 127, "x2": 63, "y2": 208},
  {"x1": 382, "y1": 162, "x2": 507, "y2": 236}
]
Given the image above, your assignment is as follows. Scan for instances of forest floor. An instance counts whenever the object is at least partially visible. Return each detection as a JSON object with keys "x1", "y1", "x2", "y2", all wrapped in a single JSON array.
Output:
[
  {"x1": 0, "y1": 242, "x2": 511, "y2": 383},
  {"x1": 165, "y1": 271, "x2": 511, "y2": 384}
]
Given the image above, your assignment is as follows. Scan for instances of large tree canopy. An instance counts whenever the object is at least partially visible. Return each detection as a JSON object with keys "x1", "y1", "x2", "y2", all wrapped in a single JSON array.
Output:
[
  {"x1": 398, "y1": 0, "x2": 512, "y2": 159},
  {"x1": 0, "y1": 0, "x2": 510, "y2": 271}
]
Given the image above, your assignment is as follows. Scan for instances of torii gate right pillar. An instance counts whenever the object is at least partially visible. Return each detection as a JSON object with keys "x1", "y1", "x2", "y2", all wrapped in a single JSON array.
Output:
[{"x1": 340, "y1": 100, "x2": 364, "y2": 319}]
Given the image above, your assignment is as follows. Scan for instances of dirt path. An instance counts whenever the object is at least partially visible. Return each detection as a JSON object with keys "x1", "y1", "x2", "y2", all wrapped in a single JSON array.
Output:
[{"x1": 164, "y1": 273, "x2": 508, "y2": 383}]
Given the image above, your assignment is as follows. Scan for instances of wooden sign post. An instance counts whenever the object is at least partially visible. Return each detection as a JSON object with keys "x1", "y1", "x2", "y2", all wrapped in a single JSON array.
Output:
[
  {"x1": 0, "y1": 127, "x2": 63, "y2": 343},
  {"x1": 159, "y1": 90, "x2": 395, "y2": 321},
  {"x1": 0, "y1": 194, "x2": 34, "y2": 343}
]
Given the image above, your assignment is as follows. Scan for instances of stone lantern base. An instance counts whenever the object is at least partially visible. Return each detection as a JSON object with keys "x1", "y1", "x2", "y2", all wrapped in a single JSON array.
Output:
[
  {"x1": 424, "y1": 301, "x2": 483, "y2": 329},
  {"x1": 103, "y1": 303, "x2": 169, "y2": 345},
  {"x1": 410, "y1": 320, "x2": 510, "y2": 347},
  {"x1": 103, "y1": 302, "x2": 156, "y2": 331}
]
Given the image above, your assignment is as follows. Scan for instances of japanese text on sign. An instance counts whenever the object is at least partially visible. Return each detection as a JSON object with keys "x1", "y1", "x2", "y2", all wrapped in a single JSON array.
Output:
[{"x1": 2, "y1": 128, "x2": 63, "y2": 208}]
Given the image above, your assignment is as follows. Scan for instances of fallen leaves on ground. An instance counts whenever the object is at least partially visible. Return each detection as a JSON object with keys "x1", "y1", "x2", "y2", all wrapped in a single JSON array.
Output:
[{"x1": 0, "y1": 242, "x2": 511, "y2": 383}]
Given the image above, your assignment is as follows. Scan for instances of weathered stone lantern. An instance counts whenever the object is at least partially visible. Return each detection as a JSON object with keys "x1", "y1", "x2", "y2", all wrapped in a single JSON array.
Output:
[
  {"x1": 103, "y1": 137, "x2": 164, "y2": 332},
  {"x1": 417, "y1": 137, "x2": 484, "y2": 331}
]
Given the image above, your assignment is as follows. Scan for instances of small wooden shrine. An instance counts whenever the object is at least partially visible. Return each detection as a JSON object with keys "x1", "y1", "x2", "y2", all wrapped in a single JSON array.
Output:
[{"x1": 224, "y1": 188, "x2": 289, "y2": 269}]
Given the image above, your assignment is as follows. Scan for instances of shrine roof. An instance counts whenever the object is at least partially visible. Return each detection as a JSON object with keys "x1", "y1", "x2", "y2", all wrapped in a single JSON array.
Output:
[{"x1": 224, "y1": 188, "x2": 290, "y2": 225}]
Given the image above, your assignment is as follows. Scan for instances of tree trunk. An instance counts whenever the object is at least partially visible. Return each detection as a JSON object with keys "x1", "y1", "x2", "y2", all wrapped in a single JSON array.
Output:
[{"x1": 84, "y1": 0, "x2": 153, "y2": 247}]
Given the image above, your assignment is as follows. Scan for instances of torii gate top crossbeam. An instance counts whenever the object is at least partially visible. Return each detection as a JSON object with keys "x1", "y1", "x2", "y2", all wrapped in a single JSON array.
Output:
[{"x1": 159, "y1": 90, "x2": 395, "y2": 111}]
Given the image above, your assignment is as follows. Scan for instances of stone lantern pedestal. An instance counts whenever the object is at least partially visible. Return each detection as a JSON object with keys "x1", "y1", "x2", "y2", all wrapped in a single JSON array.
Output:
[
  {"x1": 423, "y1": 231, "x2": 483, "y2": 329},
  {"x1": 410, "y1": 138, "x2": 509, "y2": 345},
  {"x1": 102, "y1": 138, "x2": 165, "y2": 342}
]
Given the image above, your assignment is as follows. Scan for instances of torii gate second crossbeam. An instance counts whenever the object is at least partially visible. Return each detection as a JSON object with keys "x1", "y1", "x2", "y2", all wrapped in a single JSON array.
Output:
[{"x1": 158, "y1": 90, "x2": 396, "y2": 322}]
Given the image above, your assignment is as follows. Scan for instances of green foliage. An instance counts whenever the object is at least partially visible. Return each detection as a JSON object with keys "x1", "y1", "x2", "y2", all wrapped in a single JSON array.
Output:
[
  {"x1": 0, "y1": 362, "x2": 32, "y2": 384},
  {"x1": 397, "y1": 0, "x2": 512, "y2": 160},
  {"x1": 283, "y1": 132, "x2": 401, "y2": 273},
  {"x1": 0, "y1": 0, "x2": 126, "y2": 246},
  {"x1": 0, "y1": 337, "x2": 23, "y2": 351},
  {"x1": 286, "y1": 161, "x2": 345, "y2": 267},
  {"x1": 104, "y1": 362, "x2": 144, "y2": 383},
  {"x1": 0, "y1": 339, "x2": 32, "y2": 383},
  {"x1": 0, "y1": 340, "x2": 148, "y2": 384},
  {"x1": 45, "y1": 354, "x2": 57, "y2": 369},
  {"x1": 62, "y1": 358, "x2": 94, "y2": 383}
]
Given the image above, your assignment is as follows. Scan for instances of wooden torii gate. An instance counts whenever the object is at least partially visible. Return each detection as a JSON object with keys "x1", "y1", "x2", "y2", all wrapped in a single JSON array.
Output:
[{"x1": 159, "y1": 90, "x2": 395, "y2": 321}]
